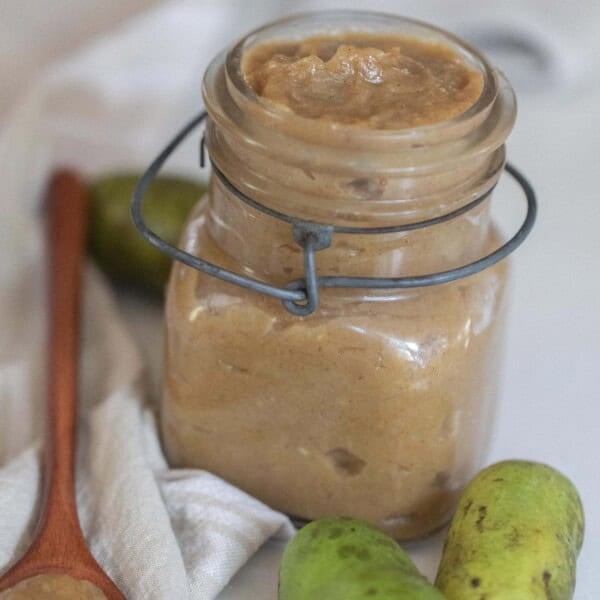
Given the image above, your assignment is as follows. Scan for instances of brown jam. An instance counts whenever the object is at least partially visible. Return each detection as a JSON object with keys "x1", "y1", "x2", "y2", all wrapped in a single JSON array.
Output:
[
  {"x1": 0, "y1": 575, "x2": 107, "y2": 599},
  {"x1": 243, "y1": 34, "x2": 483, "y2": 129}
]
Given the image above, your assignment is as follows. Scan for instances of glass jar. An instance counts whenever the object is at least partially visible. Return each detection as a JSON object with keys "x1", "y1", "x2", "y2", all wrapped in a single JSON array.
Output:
[{"x1": 163, "y1": 11, "x2": 517, "y2": 540}]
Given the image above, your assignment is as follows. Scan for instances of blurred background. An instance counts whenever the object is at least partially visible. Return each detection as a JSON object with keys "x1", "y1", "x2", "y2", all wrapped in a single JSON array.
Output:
[
  {"x1": 2, "y1": 0, "x2": 600, "y2": 117},
  {"x1": 1, "y1": 0, "x2": 598, "y2": 597}
]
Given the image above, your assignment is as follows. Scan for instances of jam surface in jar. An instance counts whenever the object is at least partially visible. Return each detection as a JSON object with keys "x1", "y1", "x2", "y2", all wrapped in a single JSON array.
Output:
[{"x1": 243, "y1": 34, "x2": 483, "y2": 129}]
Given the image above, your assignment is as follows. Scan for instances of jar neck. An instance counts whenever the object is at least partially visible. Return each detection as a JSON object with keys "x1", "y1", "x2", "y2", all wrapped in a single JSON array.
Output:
[
  {"x1": 204, "y1": 151, "x2": 502, "y2": 284},
  {"x1": 201, "y1": 12, "x2": 516, "y2": 283}
]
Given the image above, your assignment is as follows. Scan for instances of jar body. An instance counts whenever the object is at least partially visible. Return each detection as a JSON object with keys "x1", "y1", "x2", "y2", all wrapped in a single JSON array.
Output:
[
  {"x1": 163, "y1": 193, "x2": 509, "y2": 540},
  {"x1": 162, "y1": 12, "x2": 516, "y2": 539}
]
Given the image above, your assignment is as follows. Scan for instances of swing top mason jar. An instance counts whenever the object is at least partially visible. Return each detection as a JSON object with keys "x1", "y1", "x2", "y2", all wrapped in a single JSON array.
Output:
[{"x1": 163, "y1": 11, "x2": 520, "y2": 540}]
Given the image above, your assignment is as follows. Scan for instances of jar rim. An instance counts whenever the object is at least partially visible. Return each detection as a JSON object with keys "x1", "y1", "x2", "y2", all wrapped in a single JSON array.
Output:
[
  {"x1": 222, "y1": 10, "x2": 499, "y2": 143},
  {"x1": 200, "y1": 9, "x2": 517, "y2": 225}
]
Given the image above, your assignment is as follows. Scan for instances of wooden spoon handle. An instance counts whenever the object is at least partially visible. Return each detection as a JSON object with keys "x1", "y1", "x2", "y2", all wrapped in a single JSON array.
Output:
[
  {"x1": 0, "y1": 172, "x2": 125, "y2": 598},
  {"x1": 35, "y1": 170, "x2": 89, "y2": 551},
  {"x1": 40, "y1": 171, "x2": 125, "y2": 598}
]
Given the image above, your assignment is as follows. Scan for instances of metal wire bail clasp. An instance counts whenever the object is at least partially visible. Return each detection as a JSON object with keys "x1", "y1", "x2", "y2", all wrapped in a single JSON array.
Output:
[
  {"x1": 283, "y1": 223, "x2": 333, "y2": 316},
  {"x1": 131, "y1": 112, "x2": 537, "y2": 318}
]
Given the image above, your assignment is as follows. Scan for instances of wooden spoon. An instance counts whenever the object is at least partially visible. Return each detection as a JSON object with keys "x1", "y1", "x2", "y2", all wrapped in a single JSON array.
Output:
[{"x1": 0, "y1": 171, "x2": 125, "y2": 599}]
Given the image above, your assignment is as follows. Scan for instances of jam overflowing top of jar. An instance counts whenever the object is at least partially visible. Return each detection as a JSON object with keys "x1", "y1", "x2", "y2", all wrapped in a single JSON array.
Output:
[{"x1": 243, "y1": 34, "x2": 484, "y2": 129}]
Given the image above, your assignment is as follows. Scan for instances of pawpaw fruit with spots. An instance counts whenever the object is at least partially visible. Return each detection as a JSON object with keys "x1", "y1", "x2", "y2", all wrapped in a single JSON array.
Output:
[
  {"x1": 436, "y1": 460, "x2": 584, "y2": 599},
  {"x1": 88, "y1": 174, "x2": 204, "y2": 295},
  {"x1": 279, "y1": 517, "x2": 444, "y2": 599}
]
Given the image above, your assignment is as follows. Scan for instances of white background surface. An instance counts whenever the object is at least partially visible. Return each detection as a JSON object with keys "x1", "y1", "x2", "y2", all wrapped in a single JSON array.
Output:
[{"x1": 1, "y1": 1, "x2": 598, "y2": 598}]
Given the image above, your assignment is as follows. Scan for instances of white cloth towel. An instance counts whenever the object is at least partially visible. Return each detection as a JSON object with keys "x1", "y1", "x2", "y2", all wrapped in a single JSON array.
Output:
[
  {"x1": 0, "y1": 2, "x2": 294, "y2": 599},
  {"x1": 0, "y1": 260, "x2": 294, "y2": 600}
]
